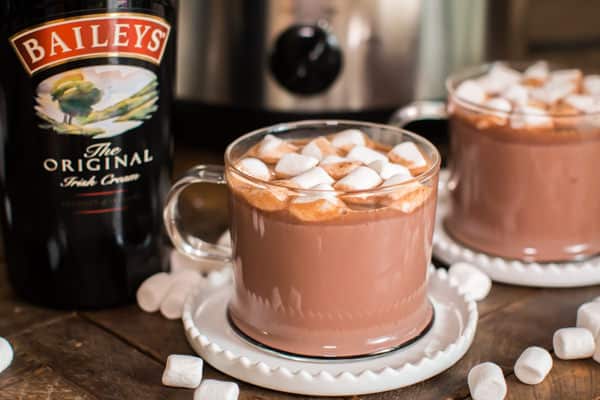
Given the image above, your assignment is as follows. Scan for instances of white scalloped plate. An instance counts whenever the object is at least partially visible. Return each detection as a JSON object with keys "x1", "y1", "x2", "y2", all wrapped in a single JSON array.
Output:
[
  {"x1": 182, "y1": 267, "x2": 477, "y2": 396},
  {"x1": 434, "y1": 170, "x2": 600, "y2": 287}
]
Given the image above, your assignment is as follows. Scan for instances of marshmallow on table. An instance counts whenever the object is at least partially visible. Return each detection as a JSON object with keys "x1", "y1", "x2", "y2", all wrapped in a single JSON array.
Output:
[
  {"x1": 454, "y1": 80, "x2": 486, "y2": 104},
  {"x1": 346, "y1": 145, "x2": 387, "y2": 165},
  {"x1": 524, "y1": 61, "x2": 550, "y2": 83},
  {"x1": 162, "y1": 354, "x2": 204, "y2": 389},
  {"x1": 448, "y1": 262, "x2": 492, "y2": 301},
  {"x1": 194, "y1": 379, "x2": 239, "y2": 400},
  {"x1": 256, "y1": 134, "x2": 296, "y2": 163},
  {"x1": 368, "y1": 159, "x2": 411, "y2": 180},
  {"x1": 334, "y1": 166, "x2": 382, "y2": 191},
  {"x1": 468, "y1": 362, "x2": 507, "y2": 400},
  {"x1": 160, "y1": 270, "x2": 202, "y2": 320},
  {"x1": 553, "y1": 327, "x2": 595, "y2": 360},
  {"x1": 274, "y1": 153, "x2": 319, "y2": 178},
  {"x1": 0, "y1": 337, "x2": 13, "y2": 375},
  {"x1": 388, "y1": 142, "x2": 427, "y2": 170},
  {"x1": 510, "y1": 106, "x2": 553, "y2": 129},
  {"x1": 301, "y1": 137, "x2": 337, "y2": 160},
  {"x1": 514, "y1": 346, "x2": 553, "y2": 385},
  {"x1": 236, "y1": 157, "x2": 271, "y2": 181},
  {"x1": 330, "y1": 129, "x2": 366, "y2": 149},
  {"x1": 137, "y1": 272, "x2": 174, "y2": 313},
  {"x1": 583, "y1": 75, "x2": 600, "y2": 96},
  {"x1": 290, "y1": 167, "x2": 334, "y2": 189},
  {"x1": 576, "y1": 301, "x2": 600, "y2": 337}
]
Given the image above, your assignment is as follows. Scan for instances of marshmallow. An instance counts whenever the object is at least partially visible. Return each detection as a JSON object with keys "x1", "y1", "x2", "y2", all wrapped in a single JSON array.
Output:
[
  {"x1": 531, "y1": 80, "x2": 577, "y2": 104},
  {"x1": 256, "y1": 134, "x2": 297, "y2": 163},
  {"x1": 478, "y1": 63, "x2": 522, "y2": 94},
  {"x1": 576, "y1": 302, "x2": 600, "y2": 337},
  {"x1": 448, "y1": 262, "x2": 492, "y2": 301},
  {"x1": 320, "y1": 158, "x2": 361, "y2": 179},
  {"x1": 289, "y1": 195, "x2": 345, "y2": 221},
  {"x1": 346, "y1": 145, "x2": 387, "y2": 165},
  {"x1": 236, "y1": 157, "x2": 271, "y2": 181},
  {"x1": 484, "y1": 97, "x2": 512, "y2": 113},
  {"x1": 194, "y1": 379, "x2": 239, "y2": 400},
  {"x1": 382, "y1": 173, "x2": 414, "y2": 187},
  {"x1": 137, "y1": 272, "x2": 174, "y2": 313},
  {"x1": 368, "y1": 160, "x2": 412, "y2": 180},
  {"x1": 0, "y1": 337, "x2": 13, "y2": 375},
  {"x1": 564, "y1": 94, "x2": 600, "y2": 114},
  {"x1": 502, "y1": 84, "x2": 529, "y2": 106},
  {"x1": 301, "y1": 137, "x2": 337, "y2": 160},
  {"x1": 388, "y1": 142, "x2": 427, "y2": 169},
  {"x1": 549, "y1": 69, "x2": 582, "y2": 85},
  {"x1": 510, "y1": 106, "x2": 553, "y2": 129},
  {"x1": 514, "y1": 346, "x2": 553, "y2": 385},
  {"x1": 274, "y1": 153, "x2": 319, "y2": 178},
  {"x1": 290, "y1": 167, "x2": 334, "y2": 189},
  {"x1": 240, "y1": 185, "x2": 289, "y2": 211},
  {"x1": 162, "y1": 354, "x2": 204, "y2": 389},
  {"x1": 330, "y1": 129, "x2": 366, "y2": 149},
  {"x1": 455, "y1": 80, "x2": 486, "y2": 104},
  {"x1": 160, "y1": 270, "x2": 202, "y2": 320},
  {"x1": 320, "y1": 155, "x2": 346, "y2": 165},
  {"x1": 386, "y1": 184, "x2": 430, "y2": 213},
  {"x1": 334, "y1": 166, "x2": 382, "y2": 191},
  {"x1": 292, "y1": 183, "x2": 337, "y2": 203},
  {"x1": 468, "y1": 362, "x2": 507, "y2": 400},
  {"x1": 524, "y1": 61, "x2": 550, "y2": 83},
  {"x1": 583, "y1": 75, "x2": 600, "y2": 96},
  {"x1": 553, "y1": 327, "x2": 595, "y2": 360}
]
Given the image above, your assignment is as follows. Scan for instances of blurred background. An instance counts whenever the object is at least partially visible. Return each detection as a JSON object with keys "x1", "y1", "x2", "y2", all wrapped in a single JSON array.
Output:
[{"x1": 172, "y1": 0, "x2": 600, "y2": 150}]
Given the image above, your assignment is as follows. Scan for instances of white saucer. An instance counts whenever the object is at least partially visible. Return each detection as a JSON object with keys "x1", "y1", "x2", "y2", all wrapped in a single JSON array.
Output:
[
  {"x1": 182, "y1": 267, "x2": 477, "y2": 396},
  {"x1": 434, "y1": 170, "x2": 600, "y2": 288}
]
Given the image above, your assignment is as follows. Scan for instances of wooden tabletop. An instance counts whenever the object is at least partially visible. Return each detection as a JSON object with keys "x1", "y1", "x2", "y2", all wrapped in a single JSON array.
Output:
[{"x1": 1, "y1": 150, "x2": 600, "y2": 400}]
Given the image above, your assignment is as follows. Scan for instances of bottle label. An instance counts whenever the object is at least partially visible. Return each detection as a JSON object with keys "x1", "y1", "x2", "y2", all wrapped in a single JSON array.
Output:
[
  {"x1": 9, "y1": 13, "x2": 170, "y2": 75},
  {"x1": 6, "y1": 12, "x2": 172, "y2": 215}
]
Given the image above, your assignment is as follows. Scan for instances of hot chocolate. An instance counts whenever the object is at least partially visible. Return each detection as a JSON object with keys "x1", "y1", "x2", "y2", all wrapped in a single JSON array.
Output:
[
  {"x1": 447, "y1": 62, "x2": 600, "y2": 262},
  {"x1": 226, "y1": 125, "x2": 439, "y2": 357}
]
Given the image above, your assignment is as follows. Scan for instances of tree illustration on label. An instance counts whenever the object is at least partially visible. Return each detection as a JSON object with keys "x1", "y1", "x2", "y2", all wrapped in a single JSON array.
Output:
[{"x1": 35, "y1": 65, "x2": 159, "y2": 138}]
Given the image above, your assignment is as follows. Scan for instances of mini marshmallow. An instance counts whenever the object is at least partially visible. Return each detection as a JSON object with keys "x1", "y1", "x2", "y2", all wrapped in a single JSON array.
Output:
[
  {"x1": 320, "y1": 159, "x2": 361, "y2": 179},
  {"x1": 292, "y1": 183, "x2": 338, "y2": 204},
  {"x1": 455, "y1": 80, "x2": 486, "y2": 104},
  {"x1": 289, "y1": 196, "x2": 344, "y2": 221},
  {"x1": 583, "y1": 75, "x2": 600, "y2": 96},
  {"x1": 524, "y1": 61, "x2": 550, "y2": 83},
  {"x1": 502, "y1": 84, "x2": 529, "y2": 106},
  {"x1": 346, "y1": 145, "x2": 387, "y2": 165},
  {"x1": 448, "y1": 262, "x2": 492, "y2": 301},
  {"x1": 334, "y1": 166, "x2": 382, "y2": 191},
  {"x1": 383, "y1": 173, "x2": 414, "y2": 187},
  {"x1": 301, "y1": 137, "x2": 336, "y2": 160},
  {"x1": 137, "y1": 272, "x2": 174, "y2": 313},
  {"x1": 368, "y1": 159, "x2": 411, "y2": 180},
  {"x1": 160, "y1": 271, "x2": 202, "y2": 319},
  {"x1": 256, "y1": 134, "x2": 296, "y2": 163},
  {"x1": 576, "y1": 301, "x2": 600, "y2": 337},
  {"x1": 564, "y1": 94, "x2": 600, "y2": 114},
  {"x1": 330, "y1": 129, "x2": 366, "y2": 149},
  {"x1": 514, "y1": 346, "x2": 553, "y2": 385},
  {"x1": 320, "y1": 155, "x2": 346, "y2": 165},
  {"x1": 549, "y1": 69, "x2": 582, "y2": 85},
  {"x1": 510, "y1": 106, "x2": 553, "y2": 129},
  {"x1": 274, "y1": 153, "x2": 319, "y2": 178},
  {"x1": 553, "y1": 327, "x2": 595, "y2": 360},
  {"x1": 531, "y1": 80, "x2": 576, "y2": 104},
  {"x1": 478, "y1": 63, "x2": 522, "y2": 94},
  {"x1": 194, "y1": 379, "x2": 239, "y2": 400},
  {"x1": 388, "y1": 142, "x2": 427, "y2": 169},
  {"x1": 484, "y1": 97, "x2": 512, "y2": 113},
  {"x1": 236, "y1": 157, "x2": 271, "y2": 181},
  {"x1": 468, "y1": 362, "x2": 507, "y2": 400},
  {"x1": 162, "y1": 354, "x2": 204, "y2": 389},
  {"x1": 0, "y1": 337, "x2": 13, "y2": 375},
  {"x1": 290, "y1": 167, "x2": 334, "y2": 189}
]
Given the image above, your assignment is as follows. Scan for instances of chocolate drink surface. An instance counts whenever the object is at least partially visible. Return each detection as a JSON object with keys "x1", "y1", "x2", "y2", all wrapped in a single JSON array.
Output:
[{"x1": 0, "y1": 1, "x2": 176, "y2": 308}]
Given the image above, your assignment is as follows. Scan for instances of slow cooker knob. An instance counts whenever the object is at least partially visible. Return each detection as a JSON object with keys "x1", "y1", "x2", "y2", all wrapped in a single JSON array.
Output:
[{"x1": 269, "y1": 24, "x2": 343, "y2": 95}]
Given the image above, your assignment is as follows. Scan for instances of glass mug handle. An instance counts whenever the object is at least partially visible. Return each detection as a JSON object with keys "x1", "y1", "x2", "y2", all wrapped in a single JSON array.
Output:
[
  {"x1": 163, "y1": 165, "x2": 232, "y2": 264},
  {"x1": 389, "y1": 100, "x2": 455, "y2": 192}
]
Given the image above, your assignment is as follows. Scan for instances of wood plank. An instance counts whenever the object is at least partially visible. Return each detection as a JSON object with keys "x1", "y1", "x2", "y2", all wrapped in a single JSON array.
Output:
[
  {"x1": 505, "y1": 357, "x2": 600, "y2": 399},
  {"x1": 0, "y1": 366, "x2": 97, "y2": 400},
  {"x1": 8, "y1": 315, "x2": 189, "y2": 400}
]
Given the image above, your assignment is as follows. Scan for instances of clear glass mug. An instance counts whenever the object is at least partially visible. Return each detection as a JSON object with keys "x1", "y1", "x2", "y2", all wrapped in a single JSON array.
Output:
[
  {"x1": 392, "y1": 63, "x2": 600, "y2": 262},
  {"x1": 164, "y1": 120, "x2": 440, "y2": 358}
]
